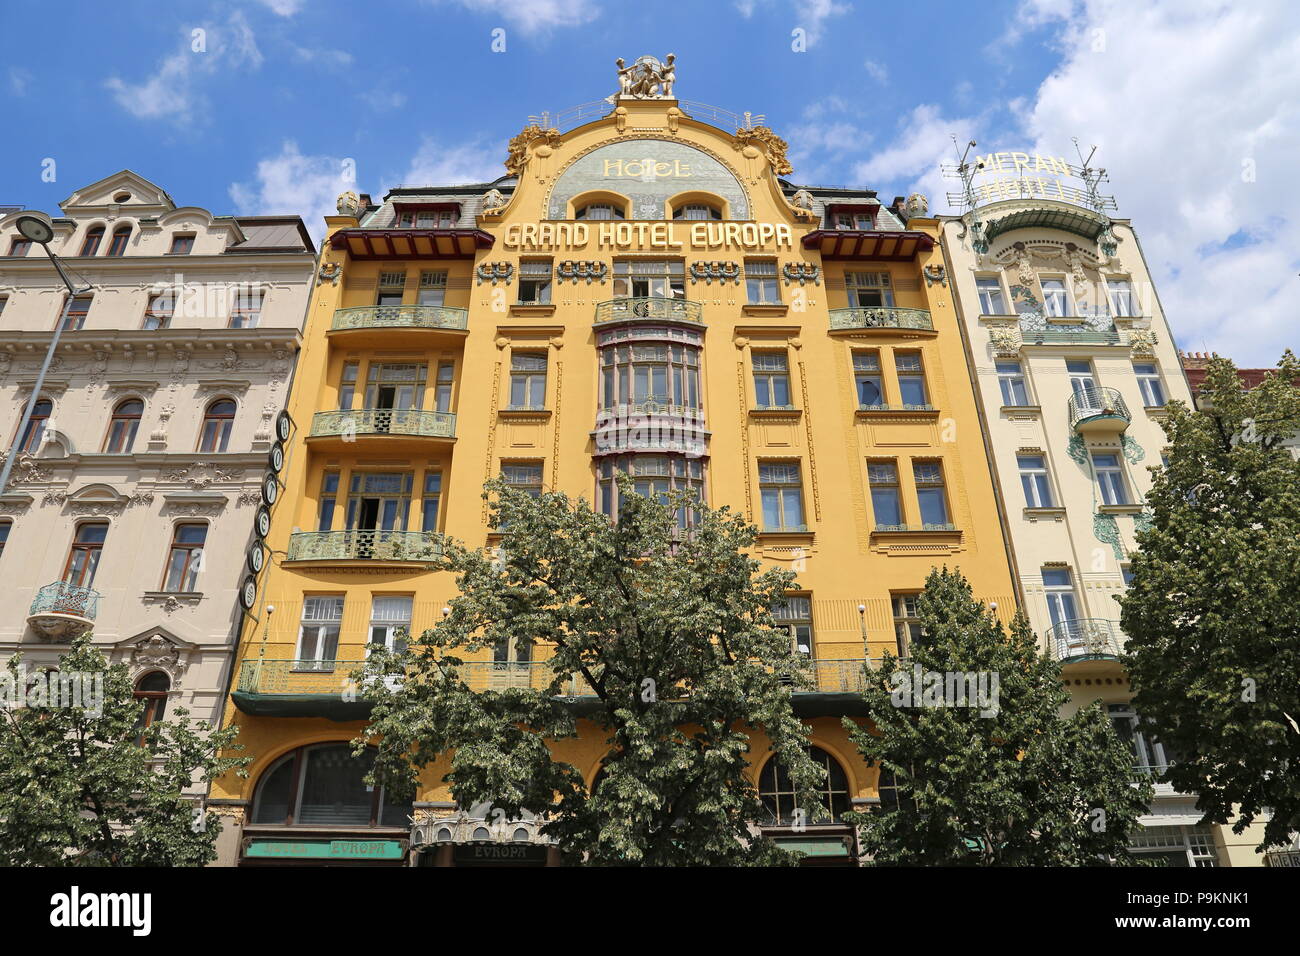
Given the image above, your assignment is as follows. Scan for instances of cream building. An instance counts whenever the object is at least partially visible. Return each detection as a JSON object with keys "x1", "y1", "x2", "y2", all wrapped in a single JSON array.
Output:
[
  {"x1": 0, "y1": 170, "x2": 314, "y2": 732},
  {"x1": 938, "y1": 151, "x2": 1270, "y2": 866}
]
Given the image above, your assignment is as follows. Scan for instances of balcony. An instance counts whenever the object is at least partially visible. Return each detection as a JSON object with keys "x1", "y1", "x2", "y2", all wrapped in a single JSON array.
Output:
[
  {"x1": 1068, "y1": 386, "x2": 1131, "y2": 434},
  {"x1": 1046, "y1": 618, "x2": 1123, "y2": 662},
  {"x1": 230, "y1": 656, "x2": 876, "y2": 719},
  {"x1": 332, "y1": 304, "x2": 468, "y2": 332},
  {"x1": 593, "y1": 297, "x2": 703, "y2": 327},
  {"x1": 308, "y1": 409, "x2": 456, "y2": 448},
  {"x1": 27, "y1": 582, "x2": 100, "y2": 641},
  {"x1": 285, "y1": 529, "x2": 444, "y2": 565},
  {"x1": 1022, "y1": 328, "x2": 1121, "y2": 346},
  {"x1": 828, "y1": 306, "x2": 933, "y2": 332},
  {"x1": 327, "y1": 305, "x2": 469, "y2": 348}
]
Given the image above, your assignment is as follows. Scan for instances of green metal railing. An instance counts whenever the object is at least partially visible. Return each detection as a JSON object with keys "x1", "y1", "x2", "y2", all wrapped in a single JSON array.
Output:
[
  {"x1": 285, "y1": 530, "x2": 444, "y2": 563},
  {"x1": 29, "y1": 582, "x2": 100, "y2": 620},
  {"x1": 829, "y1": 306, "x2": 932, "y2": 331},
  {"x1": 1045, "y1": 618, "x2": 1123, "y2": 661},
  {"x1": 1068, "y1": 386, "x2": 1131, "y2": 430},
  {"x1": 331, "y1": 304, "x2": 468, "y2": 332},
  {"x1": 1023, "y1": 329, "x2": 1121, "y2": 345},
  {"x1": 857, "y1": 403, "x2": 936, "y2": 412},
  {"x1": 594, "y1": 297, "x2": 703, "y2": 325},
  {"x1": 310, "y1": 409, "x2": 456, "y2": 439},
  {"x1": 873, "y1": 523, "x2": 959, "y2": 533},
  {"x1": 235, "y1": 657, "x2": 876, "y2": 698}
]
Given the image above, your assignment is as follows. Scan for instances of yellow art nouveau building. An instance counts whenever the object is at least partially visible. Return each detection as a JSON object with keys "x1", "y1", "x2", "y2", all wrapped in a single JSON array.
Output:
[{"x1": 208, "y1": 69, "x2": 1017, "y2": 866}]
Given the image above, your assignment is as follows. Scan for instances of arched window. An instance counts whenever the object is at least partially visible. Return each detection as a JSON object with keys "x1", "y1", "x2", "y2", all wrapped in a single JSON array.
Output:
[
  {"x1": 103, "y1": 399, "x2": 143, "y2": 453},
  {"x1": 576, "y1": 202, "x2": 624, "y2": 221},
  {"x1": 198, "y1": 399, "x2": 236, "y2": 452},
  {"x1": 17, "y1": 399, "x2": 52, "y2": 453},
  {"x1": 106, "y1": 226, "x2": 131, "y2": 257},
  {"x1": 134, "y1": 672, "x2": 170, "y2": 733},
  {"x1": 672, "y1": 202, "x2": 722, "y2": 221},
  {"x1": 250, "y1": 743, "x2": 413, "y2": 827},
  {"x1": 758, "y1": 746, "x2": 850, "y2": 825},
  {"x1": 79, "y1": 226, "x2": 105, "y2": 257}
]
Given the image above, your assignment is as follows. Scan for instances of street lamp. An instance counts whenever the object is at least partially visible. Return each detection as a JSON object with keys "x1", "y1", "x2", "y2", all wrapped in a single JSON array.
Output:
[{"x1": 0, "y1": 215, "x2": 91, "y2": 495}]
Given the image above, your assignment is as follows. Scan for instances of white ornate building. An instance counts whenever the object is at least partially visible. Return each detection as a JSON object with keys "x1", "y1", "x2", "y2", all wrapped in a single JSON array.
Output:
[{"x1": 0, "y1": 170, "x2": 314, "y2": 730}]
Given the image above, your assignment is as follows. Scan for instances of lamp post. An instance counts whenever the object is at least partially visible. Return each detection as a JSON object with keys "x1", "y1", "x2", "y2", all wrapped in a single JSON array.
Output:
[{"x1": 0, "y1": 215, "x2": 90, "y2": 495}]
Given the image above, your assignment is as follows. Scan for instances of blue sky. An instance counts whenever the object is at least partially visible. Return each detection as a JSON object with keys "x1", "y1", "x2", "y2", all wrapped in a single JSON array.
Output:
[{"x1": 3, "y1": 0, "x2": 1296, "y2": 365}]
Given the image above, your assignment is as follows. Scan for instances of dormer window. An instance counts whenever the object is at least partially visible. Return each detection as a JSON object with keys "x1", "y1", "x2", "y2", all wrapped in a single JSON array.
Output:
[
  {"x1": 833, "y1": 212, "x2": 874, "y2": 230},
  {"x1": 397, "y1": 210, "x2": 456, "y2": 228},
  {"x1": 576, "y1": 203, "x2": 624, "y2": 221},
  {"x1": 169, "y1": 234, "x2": 195, "y2": 255},
  {"x1": 673, "y1": 203, "x2": 721, "y2": 221}
]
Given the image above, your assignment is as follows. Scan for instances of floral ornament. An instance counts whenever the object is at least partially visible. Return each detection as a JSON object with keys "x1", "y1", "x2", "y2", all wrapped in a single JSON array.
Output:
[
  {"x1": 782, "y1": 262, "x2": 820, "y2": 286},
  {"x1": 689, "y1": 261, "x2": 741, "y2": 285},
  {"x1": 476, "y1": 262, "x2": 514, "y2": 285},
  {"x1": 1093, "y1": 512, "x2": 1124, "y2": 560}
]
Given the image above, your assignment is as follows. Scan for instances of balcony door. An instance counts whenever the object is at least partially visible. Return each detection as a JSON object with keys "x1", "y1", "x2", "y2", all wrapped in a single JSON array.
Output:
[
  {"x1": 1042, "y1": 568, "x2": 1080, "y2": 643},
  {"x1": 1067, "y1": 360, "x2": 1096, "y2": 400},
  {"x1": 364, "y1": 363, "x2": 425, "y2": 434},
  {"x1": 346, "y1": 472, "x2": 413, "y2": 557}
]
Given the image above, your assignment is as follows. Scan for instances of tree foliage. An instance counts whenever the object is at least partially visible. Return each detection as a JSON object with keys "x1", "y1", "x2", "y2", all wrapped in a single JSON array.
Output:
[
  {"x1": 1121, "y1": 351, "x2": 1300, "y2": 850},
  {"x1": 358, "y1": 478, "x2": 825, "y2": 865},
  {"x1": 0, "y1": 636, "x2": 248, "y2": 866},
  {"x1": 847, "y1": 568, "x2": 1152, "y2": 865}
]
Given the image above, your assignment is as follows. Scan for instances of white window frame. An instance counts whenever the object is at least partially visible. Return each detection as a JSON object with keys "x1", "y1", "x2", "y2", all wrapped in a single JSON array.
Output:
[
  {"x1": 1092, "y1": 453, "x2": 1129, "y2": 505},
  {"x1": 296, "y1": 596, "x2": 344, "y2": 669},
  {"x1": 1134, "y1": 363, "x2": 1166, "y2": 407},
  {"x1": 1040, "y1": 277, "x2": 1071, "y2": 317},
  {"x1": 1017, "y1": 455, "x2": 1054, "y2": 508},
  {"x1": 975, "y1": 275, "x2": 1007, "y2": 315}
]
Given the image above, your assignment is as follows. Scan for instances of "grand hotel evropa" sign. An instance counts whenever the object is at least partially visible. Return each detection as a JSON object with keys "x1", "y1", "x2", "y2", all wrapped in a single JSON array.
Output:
[{"x1": 501, "y1": 220, "x2": 795, "y2": 253}]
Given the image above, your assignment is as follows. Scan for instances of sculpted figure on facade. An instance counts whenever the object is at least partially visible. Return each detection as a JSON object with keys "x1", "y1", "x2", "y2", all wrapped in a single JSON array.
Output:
[{"x1": 610, "y1": 54, "x2": 677, "y2": 100}]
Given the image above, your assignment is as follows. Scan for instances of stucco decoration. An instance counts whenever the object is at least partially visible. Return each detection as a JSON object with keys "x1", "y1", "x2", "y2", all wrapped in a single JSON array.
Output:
[
  {"x1": 127, "y1": 633, "x2": 189, "y2": 687},
  {"x1": 480, "y1": 188, "x2": 508, "y2": 215},
  {"x1": 548, "y1": 137, "x2": 749, "y2": 220},
  {"x1": 555, "y1": 260, "x2": 608, "y2": 284},
  {"x1": 922, "y1": 264, "x2": 947, "y2": 287},
  {"x1": 988, "y1": 323, "x2": 1022, "y2": 357},
  {"x1": 905, "y1": 193, "x2": 929, "y2": 219},
  {"x1": 733, "y1": 125, "x2": 793, "y2": 176},
  {"x1": 476, "y1": 262, "x2": 514, "y2": 285},
  {"x1": 689, "y1": 260, "x2": 740, "y2": 285},
  {"x1": 782, "y1": 263, "x2": 820, "y2": 286},
  {"x1": 789, "y1": 189, "x2": 815, "y2": 213},
  {"x1": 505, "y1": 124, "x2": 562, "y2": 178},
  {"x1": 1121, "y1": 434, "x2": 1146, "y2": 464},
  {"x1": 1066, "y1": 434, "x2": 1089, "y2": 467},
  {"x1": 610, "y1": 54, "x2": 676, "y2": 100},
  {"x1": 317, "y1": 261, "x2": 341, "y2": 286},
  {"x1": 4, "y1": 454, "x2": 52, "y2": 484},
  {"x1": 1129, "y1": 328, "x2": 1157, "y2": 356},
  {"x1": 1093, "y1": 512, "x2": 1124, "y2": 560},
  {"x1": 335, "y1": 191, "x2": 363, "y2": 218}
]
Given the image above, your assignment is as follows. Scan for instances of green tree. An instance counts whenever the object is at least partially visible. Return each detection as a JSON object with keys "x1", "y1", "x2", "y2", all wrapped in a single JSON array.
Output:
[
  {"x1": 847, "y1": 568, "x2": 1152, "y2": 865},
  {"x1": 357, "y1": 477, "x2": 825, "y2": 865},
  {"x1": 1121, "y1": 351, "x2": 1300, "y2": 851},
  {"x1": 0, "y1": 635, "x2": 248, "y2": 866}
]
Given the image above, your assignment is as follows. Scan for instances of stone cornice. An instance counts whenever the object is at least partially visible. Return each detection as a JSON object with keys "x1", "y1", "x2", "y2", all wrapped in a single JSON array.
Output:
[{"x1": 0, "y1": 327, "x2": 301, "y2": 353}]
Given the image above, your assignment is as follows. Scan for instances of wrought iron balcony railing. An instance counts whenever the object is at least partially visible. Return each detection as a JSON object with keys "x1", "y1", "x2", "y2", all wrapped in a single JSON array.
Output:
[
  {"x1": 235, "y1": 657, "x2": 877, "y2": 699},
  {"x1": 829, "y1": 306, "x2": 933, "y2": 331},
  {"x1": 331, "y1": 304, "x2": 469, "y2": 332},
  {"x1": 1068, "y1": 386, "x2": 1131, "y2": 431},
  {"x1": 1045, "y1": 618, "x2": 1123, "y2": 661},
  {"x1": 594, "y1": 296, "x2": 703, "y2": 325},
  {"x1": 285, "y1": 529, "x2": 444, "y2": 563},
  {"x1": 310, "y1": 409, "x2": 456, "y2": 439},
  {"x1": 29, "y1": 582, "x2": 100, "y2": 620},
  {"x1": 1022, "y1": 328, "x2": 1121, "y2": 345}
]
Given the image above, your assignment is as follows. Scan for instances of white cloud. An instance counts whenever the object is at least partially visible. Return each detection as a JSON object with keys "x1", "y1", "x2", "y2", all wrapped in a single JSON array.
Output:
[
  {"x1": 257, "y1": 0, "x2": 304, "y2": 15},
  {"x1": 105, "y1": 12, "x2": 263, "y2": 122},
  {"x1": 1017, "y1": 0, "x2": 1300, "y2": 364},
  {"x1": 397, "y1": 137, "x2": 502, "y2": 188},
  {"x1": 733, "y1": 0, "x2": 850, "y2": 45},
  {"x1": 230, "y1": 141, "x2": 358, "y2": 240},
  {"x1": 430, "y1": 0, "x2": 600, "y2": 33},
  {"x1": 853, "y1": 104, "x2": 979, "y2": 210},
  {"x1": 863, "y1": 59, "x2": 888, "y2": 84},
  {"x1": 292, "y1": 45, "x2": 354, "y2": 67},
  {"x1": 8, "y1": 67, "x2": 32, "y2": 96},
  {"x1": 359, "y1": 89, "x2": 408, "y2": 112}
]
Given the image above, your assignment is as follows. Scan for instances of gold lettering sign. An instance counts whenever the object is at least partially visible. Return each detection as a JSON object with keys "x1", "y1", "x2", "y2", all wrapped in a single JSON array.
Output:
[
  {"x1": 502, "y1": 222, "x2": 793, "y2": 253},
  {"x1": 602, "y1": 158, "x2": 692, "y2": 179}
]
